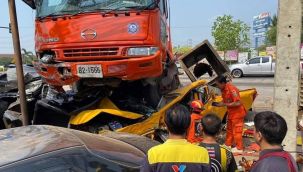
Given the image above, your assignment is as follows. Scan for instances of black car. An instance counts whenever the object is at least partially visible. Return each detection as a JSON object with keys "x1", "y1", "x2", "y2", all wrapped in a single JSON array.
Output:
[{"x1": 0, "y1": 125, "x2": 159, "y2": 172}]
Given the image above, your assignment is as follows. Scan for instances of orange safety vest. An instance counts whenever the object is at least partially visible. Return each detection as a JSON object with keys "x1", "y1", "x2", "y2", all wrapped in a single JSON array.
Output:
[
  {"x1": 221, "y1": 83, "x2": 246, "y2": 120},
  {"x1": 187, "y1": 113, "x2": 203, "y2": 143}
]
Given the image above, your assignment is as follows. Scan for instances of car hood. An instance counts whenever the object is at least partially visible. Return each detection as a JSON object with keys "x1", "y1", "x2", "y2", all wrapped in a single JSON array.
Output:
[
  {"x1": 0, "y1": 125, "x2": 81, "y2": 166},
  {"x1": 0, "y1": 125, "x2": 150, "y2": 167}
]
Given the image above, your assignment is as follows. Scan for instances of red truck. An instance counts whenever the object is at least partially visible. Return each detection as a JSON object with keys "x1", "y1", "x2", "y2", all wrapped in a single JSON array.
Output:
[{"x1": 22, "y1": 0, "x2": 178, "y2": 107}]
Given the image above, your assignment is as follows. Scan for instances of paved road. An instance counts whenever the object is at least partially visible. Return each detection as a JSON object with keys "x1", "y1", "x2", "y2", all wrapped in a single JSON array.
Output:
[
  {"x1": 179, "y1": 74, "x2": 274, "y2": 112},
  {"x1": 233, "y1": 77, "x2": 274, "y2": 112}
]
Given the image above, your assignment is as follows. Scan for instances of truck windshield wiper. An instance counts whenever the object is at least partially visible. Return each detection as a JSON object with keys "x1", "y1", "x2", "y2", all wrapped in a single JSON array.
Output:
[
  {"x1": 102, "y1": 6, "x2": 144, "y2": 16},
  {"x1": 37, "y1": 10, "x2": 77, "y2": 20},
  {"x1": 71, "y1": 8, "x2": 113, "y2": 17}
]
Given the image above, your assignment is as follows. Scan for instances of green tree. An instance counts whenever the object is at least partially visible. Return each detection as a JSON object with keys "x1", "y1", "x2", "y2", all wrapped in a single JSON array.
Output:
[
  {"x1": 257, "y1": 44, "x2": 267, "y2": 52},
  {"x1": 266, "y1": 15, "x2": 303, "y2": 45},
  {"x1": 0, "y1": 57, "x2": 13, "y2": 66},
  {"x1": 21, "y1": 49, "x2": 36, "y2": 65},
  {"x1": 266, "y1": 15, "x2": 278, "y2": 46},
  {"x1": 212, "y1": 15, "x2": 250, "y2": 51},
  {"x1": 173, "y1": 46, "x2": 192, "y2": 55}
]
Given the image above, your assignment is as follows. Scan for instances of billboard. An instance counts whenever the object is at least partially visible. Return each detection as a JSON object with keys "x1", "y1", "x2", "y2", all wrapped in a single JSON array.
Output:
[
  {"x1": 266, "y1": 46, "x2": 276, "y2": 59},
  {"x1": 259, "y1": 51, "x2": 267, "y2": 56},
  {"x1": 238, "y1": 52, "x2": 249, "y2": 63},
  {"x1": 253, "y1": 32, "x2": 267, "y2": 38},
  {"x1": 217, "y1": 51, "x2": 225, "y2": 60},
  {"x1": 253, "y1": 12, "x2": 271, "y2": 48},
  {"x1": 225, "y1": 50, "x2": 238, "y2": 61},
  {"x1": 250, "y1": 49, "x2": 258, "y2": 58},
  {"x1": 253, "y1": 12, "x2": 271, "y2": 30}
]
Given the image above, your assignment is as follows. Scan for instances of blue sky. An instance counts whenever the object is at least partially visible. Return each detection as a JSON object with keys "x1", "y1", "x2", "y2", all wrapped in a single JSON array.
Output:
[{"x1": 0, "y1": 0, "x2": 278, "y2": 54}]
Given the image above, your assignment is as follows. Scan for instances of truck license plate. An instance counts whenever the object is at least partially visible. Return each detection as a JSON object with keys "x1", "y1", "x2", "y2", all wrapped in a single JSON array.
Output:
[{"x1": 77, "y1": 65, "x2": 103, "y2": 78}]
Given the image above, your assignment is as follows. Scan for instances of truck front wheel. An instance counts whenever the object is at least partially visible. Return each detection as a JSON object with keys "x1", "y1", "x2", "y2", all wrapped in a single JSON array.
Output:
[
  {"x1": 145, "y1": 82, "x2": 161, "y2": 108},
  {"x1": 232, "y1": 69, "x2": 243, "y2": 78}
]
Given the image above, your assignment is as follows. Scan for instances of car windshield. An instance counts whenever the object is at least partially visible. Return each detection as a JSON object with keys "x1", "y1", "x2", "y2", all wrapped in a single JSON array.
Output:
[
  {"x1": 157, "y1": 93, "x2": 179, "y2": 110},
  {"x1": 36, "y1": 0, "x2": 155, "y2": 18}
]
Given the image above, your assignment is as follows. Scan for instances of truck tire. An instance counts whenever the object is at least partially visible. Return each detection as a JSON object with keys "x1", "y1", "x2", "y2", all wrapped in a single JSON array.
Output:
[
  {"x1": 145, "y1": 83, "x2": 161, "y2": 108},
  {"x1": 232, "y1": 69, "x2": 243, "y2": 78},
  {"x1": 145, "y1": 74, "x2": 180, "y2": 108}
]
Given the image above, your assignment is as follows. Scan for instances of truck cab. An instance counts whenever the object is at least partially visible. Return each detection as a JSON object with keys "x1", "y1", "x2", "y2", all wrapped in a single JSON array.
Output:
[{"x1": 22, "y1": 0, "x2": 174, "y2": 87}]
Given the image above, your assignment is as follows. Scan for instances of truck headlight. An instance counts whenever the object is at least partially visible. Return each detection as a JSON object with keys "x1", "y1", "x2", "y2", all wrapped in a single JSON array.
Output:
[
  {"x1": 127, "y1": 47, "x2": 159, "y2": 56},
  {"x1": 40, "y1": 54, "x2": 54, "y2": 64}
]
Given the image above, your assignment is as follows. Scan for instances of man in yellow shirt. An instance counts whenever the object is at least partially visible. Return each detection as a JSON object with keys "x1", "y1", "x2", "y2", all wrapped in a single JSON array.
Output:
[{"x1": 141, "y1": 104, "x2": 210, "y2": 172}]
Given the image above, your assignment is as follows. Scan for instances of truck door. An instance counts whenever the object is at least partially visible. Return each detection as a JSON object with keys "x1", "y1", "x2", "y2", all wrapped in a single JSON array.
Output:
[
  {"x1": 261, "y1": 57, "x2": 271, "y2": 74},
  {"x1": 244, "y1": 57, "x2": 262, "y2": 75}
]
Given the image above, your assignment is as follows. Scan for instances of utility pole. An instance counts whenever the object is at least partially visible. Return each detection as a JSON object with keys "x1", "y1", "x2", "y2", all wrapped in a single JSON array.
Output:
[
  {"x1": 274, "y1": 0, "x2": 301, "y2": 153},
  {"x1": 8, "y1": 0, "x2": 29, "y2": 126}
]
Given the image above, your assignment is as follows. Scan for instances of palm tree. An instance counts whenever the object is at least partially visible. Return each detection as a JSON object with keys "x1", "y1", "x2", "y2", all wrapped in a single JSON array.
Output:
[
  {"x1": 21, "y1": 49, "x2": 36, "y2": 65},
  {"x1": 271, "y1": 15, "x2": 277, "y2": 27},
  {"x1": 265, "y1": 15, "x2": 278, "y2": 46}
]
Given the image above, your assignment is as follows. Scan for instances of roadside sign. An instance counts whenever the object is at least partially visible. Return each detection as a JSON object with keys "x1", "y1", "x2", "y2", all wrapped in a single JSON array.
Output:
[
  {"x1": 217, "y1": 51, "x2": 225, "y2": 60},
  {"x1": 238, "y1": 52, "x2": 249, "y2": 63},
  {"x1": 259, "y1": 51, "x2": 267, "y2": 56},
  {"x1": 266, "y1": 46, "x2": 276, "y2": 59},
  {"x1": 225, "y1": 50, "x2": 238, "y2": 61},
  {"x1": 250, "y1": 49, "x2": 258, "y2": 58}
]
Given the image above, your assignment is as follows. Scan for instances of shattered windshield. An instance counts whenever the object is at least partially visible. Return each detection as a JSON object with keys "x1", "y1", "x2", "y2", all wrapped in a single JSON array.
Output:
[{"x1": 36, "y1": 0, "x2": 155, "y2": 18}]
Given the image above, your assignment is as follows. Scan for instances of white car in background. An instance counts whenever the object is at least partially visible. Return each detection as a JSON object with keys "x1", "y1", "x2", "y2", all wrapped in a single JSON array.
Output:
[{"x1": 229, "y1": 56, "x2": 275, "y2": 78}]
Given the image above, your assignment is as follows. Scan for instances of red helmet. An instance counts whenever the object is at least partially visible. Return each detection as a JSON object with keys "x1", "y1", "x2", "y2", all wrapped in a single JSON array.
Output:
[{"x1": 190, "y1": 100, "x2": 204, "y2": 113}]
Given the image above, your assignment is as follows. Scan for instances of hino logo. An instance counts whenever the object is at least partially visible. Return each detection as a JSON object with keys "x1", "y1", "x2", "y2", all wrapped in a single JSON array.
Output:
[{"x1": 81, "y1": 29, "x2": 97, "y2": 40}]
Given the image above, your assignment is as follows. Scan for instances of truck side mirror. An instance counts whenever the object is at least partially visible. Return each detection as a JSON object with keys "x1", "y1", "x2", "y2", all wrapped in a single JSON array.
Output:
[{"x1": 22, "y1": 0, "x2": 36, "y2": 9}]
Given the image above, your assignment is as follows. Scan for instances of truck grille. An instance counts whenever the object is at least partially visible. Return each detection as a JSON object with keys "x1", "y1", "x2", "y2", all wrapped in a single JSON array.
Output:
[{"x1": 63, "y1": 48, "x2": 119, "y2": 58}]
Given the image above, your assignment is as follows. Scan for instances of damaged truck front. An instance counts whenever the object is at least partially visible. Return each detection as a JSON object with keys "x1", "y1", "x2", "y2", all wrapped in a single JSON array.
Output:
[{"x1": 22, "y1": 0, "x2": 179, "y2": 108}]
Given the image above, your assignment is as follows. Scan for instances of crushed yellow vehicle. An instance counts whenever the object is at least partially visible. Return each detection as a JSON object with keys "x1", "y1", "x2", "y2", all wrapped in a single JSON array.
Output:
[
  {"x1": 69, "y1": 40, "x2": 257, "y2": 140},
  {"x1": 70, "y1": 79, "x2": 257, "y2": 138}
]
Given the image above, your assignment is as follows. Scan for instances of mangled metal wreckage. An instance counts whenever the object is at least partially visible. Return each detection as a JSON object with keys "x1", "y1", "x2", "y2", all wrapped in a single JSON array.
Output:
[
  {"x1": 0, "y1": 65, "x2": 43, "y2": 128},
  {"x1": 0, "y1": 41, "x2": 255, "y2": 142}
]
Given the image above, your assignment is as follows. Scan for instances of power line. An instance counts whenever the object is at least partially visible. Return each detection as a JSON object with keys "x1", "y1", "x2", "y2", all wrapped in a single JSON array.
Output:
[{"x1": 171, "y1": 25, "x2": 211, "y2": 28}]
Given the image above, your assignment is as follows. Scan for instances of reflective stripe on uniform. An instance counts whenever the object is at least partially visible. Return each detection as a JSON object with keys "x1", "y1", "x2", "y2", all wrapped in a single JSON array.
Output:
[
  {"x1": 220, "y1": 147, "x2": 227, "y2": 172},
  {"x1": 148, "y1": 139, "x2": 210, "y2": 164}
]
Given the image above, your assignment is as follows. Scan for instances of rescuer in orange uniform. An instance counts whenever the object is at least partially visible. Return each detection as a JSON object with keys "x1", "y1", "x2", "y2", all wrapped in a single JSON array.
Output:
[
  {"x1": 187, "y1": 100, "x2": 204, "y2": 143},
  {"x1": 213, "y1": 76, "x2": 246, "y2": 153}
]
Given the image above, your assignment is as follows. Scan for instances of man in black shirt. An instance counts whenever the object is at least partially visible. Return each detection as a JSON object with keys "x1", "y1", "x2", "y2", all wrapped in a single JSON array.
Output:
[
  {"x1": 250, "y1": 111, "x2": 298, "y2": 172},
  {"x1": 199, "y1": 114, "x2": 238, "y2": 172}
]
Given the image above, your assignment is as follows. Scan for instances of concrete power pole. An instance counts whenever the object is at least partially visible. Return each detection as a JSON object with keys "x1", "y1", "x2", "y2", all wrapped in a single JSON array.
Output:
[{"x1": 274, "y1": 0, "x2": 302, "y2": 153}]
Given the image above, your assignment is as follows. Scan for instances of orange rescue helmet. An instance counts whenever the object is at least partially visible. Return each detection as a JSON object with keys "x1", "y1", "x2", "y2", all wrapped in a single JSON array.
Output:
[{"x1": 190, "y1": 100, "x2": 204, "y2": 113}]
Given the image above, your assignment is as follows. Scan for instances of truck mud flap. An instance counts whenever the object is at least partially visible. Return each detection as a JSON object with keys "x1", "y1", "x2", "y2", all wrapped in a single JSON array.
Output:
[{"x1": 178, "y1": 40, "x2": 230, "y2": 82}]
